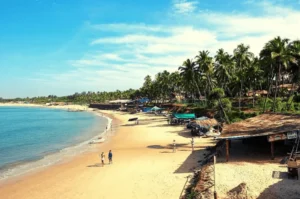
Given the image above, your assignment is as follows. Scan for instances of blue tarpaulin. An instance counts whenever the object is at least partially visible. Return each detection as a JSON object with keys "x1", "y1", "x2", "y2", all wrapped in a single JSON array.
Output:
[
  {"x1": 143, "y1": 107, "x2": 152, "y2": 112},
  {"x1": 137, "y1": 98, "x2": 149, "y2": 104}
]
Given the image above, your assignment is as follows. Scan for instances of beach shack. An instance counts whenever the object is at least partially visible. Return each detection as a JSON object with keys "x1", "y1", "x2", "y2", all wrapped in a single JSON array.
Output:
[
  {"x1": 217, "y1": 113, "x2": 300, "y2": 162},
  {"x1": 190, "y1": 118, "x2": 220, "y2": 136},
  {"x1": 170, "y1": 113, "x2": 196, "y2": 124},
  {"x1": 109, "y1": 99, "x2": 133, "y2": 110}
]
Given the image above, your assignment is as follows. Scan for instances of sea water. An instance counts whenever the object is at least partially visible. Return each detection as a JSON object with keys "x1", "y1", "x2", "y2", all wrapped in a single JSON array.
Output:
[{"x1": 0, "y1": 106, "x2": 108, "y2": 180}]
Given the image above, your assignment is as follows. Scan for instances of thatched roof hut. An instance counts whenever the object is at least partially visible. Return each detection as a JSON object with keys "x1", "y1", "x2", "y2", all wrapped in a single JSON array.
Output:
[
  {"x1": 246, "y1": 90, "x2": 268, "y2": 97},
  {"x1": 272, "y1": 84, "x2": 299, "y2": 91},
  {"x1": 218, "y1": 113, "x2": 300, "y2": 161},
  {"x1": 193, "y1": 118, "x2": 219, "y2": 127},
  {"x1": 219, "y1": 113, "x2": 300, "y2": 139}
]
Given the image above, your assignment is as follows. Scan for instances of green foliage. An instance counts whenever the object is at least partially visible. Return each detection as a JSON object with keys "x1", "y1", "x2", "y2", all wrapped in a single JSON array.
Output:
[
  {"x1": 185, "y1": 190, "x2": 199, "y2": 199},
  {"x1": 221, "y1": 98, "x2": 232, "y2": 111},
  {"x1": 271, "y1": 98, "x2": 284, "y2": 112},
  {"x1": 294, "y1": 102, "x2": 300, "y2": 111},
  {"x1": 294, "y1": 93, "x2": 300, "y2": 102},
  {"x1": 209, "y1": 88, "x2": 225, "y2": 100},
  {"x1": 227, "y1": 111, "x2": 259, "y2": 123},
  {"x1": 193, "y1": 108, "x2": 215, "y2": 117},
  {"x1": 257, "y1": 97, "x2": 273, "y2": 111},
  {"x1": 208, "y1": 88, "x2": 225, "y2": 108},
  {"x1": 2, "y1": 89, "x2": 138, "y2": 104},
  {"x1": 286, "y1": 95, "x2": 295, "y2": 111}
]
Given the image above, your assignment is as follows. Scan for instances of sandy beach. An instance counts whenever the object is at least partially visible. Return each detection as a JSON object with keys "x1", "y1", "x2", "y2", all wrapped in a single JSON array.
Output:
[
  {"x1": 1, "y1": 104, "x2": 300, "y2": 198},
  {"x1": 0, "y1": 108, "x2": 215, "y2": 199}
]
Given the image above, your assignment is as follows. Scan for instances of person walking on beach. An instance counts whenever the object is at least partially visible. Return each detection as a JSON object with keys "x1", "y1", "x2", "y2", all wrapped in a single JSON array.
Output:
[
  {"x1": 100, "y1": 152, "x2": 105, "y2": 166},
  {"x1": 108, "y1": 150, "x2": 113, "y2": 164},
  {"x1": 191, "y1": 137, "x2": 194, "y2": 152},
  {"x1": 173, "y1": 140, "x2": 176, "y2": 153}
]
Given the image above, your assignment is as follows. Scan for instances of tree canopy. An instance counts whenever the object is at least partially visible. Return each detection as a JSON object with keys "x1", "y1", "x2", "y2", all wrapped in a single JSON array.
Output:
[{"x1": 2, "y1": 36, "x2": 300, "y2": 120}]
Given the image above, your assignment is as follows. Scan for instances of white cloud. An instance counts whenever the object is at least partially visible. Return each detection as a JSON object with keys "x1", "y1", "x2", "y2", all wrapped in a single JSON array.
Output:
[
  {"x1": 36, "y1": 0, "x2": 300, "y2": 94},
  {"x1": 92, "y1": 28, "x2": 216, "y2": 45},
  {"x1": 172, "y1": 0, "x2": 198, "y2": 14},
  {"x1": 90, "y1": 23, "x2": 165, "y2": 32}
]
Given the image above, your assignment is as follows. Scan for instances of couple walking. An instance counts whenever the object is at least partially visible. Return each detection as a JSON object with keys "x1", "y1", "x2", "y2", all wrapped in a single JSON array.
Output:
[{"x1": 100, "y1": 150, "x2": 113, "y2": 166}]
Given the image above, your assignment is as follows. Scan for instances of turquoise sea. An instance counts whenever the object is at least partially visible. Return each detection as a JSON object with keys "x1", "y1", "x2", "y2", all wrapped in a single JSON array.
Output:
[{"x1": 0, "y1": 106, "x2": 107, "y2": 180}]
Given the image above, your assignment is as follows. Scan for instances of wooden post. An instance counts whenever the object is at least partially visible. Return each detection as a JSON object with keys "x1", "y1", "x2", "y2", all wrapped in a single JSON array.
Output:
[
  {"x1": 271, "y1": 141, "x2": 275, "y2": 160},
  {"x1": 226, "y1": 139, "x2": 230, "y2": 162},
  {"x1": 213, "y1": 156, "x2": 218, "y2": 199}
]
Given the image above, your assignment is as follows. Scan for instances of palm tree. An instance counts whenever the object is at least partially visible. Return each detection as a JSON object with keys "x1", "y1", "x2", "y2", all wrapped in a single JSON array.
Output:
[
  {"x1": 169, "y1": 72, "x2": 183, "y2": 102},
  {"x1": 208, "y1": 88, "x2": 230, "y2": 123},
  {"x1": 260, "y1": 46, "x2": 276, "y2": 112},
  {"x1": 141, "y1": 75, "x2": 154, "y2": 101},
  {"x1": 233, "y1": 44, "x2": 254, "y2": 111},
  {"x1": 288, "y1": 40, "x2": 300, "y2": 86},
  {"x1": 261, "y1": 37, "x2": 294, "y2": 111},
  {"x1": 160, "y1": 70, "x2": 171, "y2": 102},
  {"x1": 196, "y1": 50, "x2": 215, "y2": 95},
  {"x1": 245, "y1": 57, "x2": 263, "y2": 107},
  {"x1": 215, "y1": 48, "x2": 235, "y2": 93},
  {"x1": 178, "y1": 59, "x2": 202, "y2": 100}
]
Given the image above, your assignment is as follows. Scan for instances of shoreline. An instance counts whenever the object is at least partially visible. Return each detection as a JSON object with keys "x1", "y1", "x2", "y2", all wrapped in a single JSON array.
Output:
[
  {"x1": 0, "y1": 109, "x2": 216, "y2": 199},
  {"x1": 0, "y1": 103, "x2": 89, "y2": 111},
  {"x1": 0, "y1": 104, "x2": 114, "y2": 183}
]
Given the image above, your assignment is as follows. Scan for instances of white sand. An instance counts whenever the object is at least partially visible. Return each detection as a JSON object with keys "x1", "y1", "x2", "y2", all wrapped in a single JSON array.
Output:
[
  {"x1": 215, "y1": 161, "x2": 300, "y2": 199},
  {"x1": 0, "y1": 103, "x2": 90, "y2": 111}
]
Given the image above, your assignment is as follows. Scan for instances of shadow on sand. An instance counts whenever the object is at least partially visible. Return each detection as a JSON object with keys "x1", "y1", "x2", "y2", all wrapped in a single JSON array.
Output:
[
  {"x1": 160, "y1": 151, "x2": 173, "y2": 153},
  {"x1": 256, "y1": 176, "x2": 300, "y2": 199},
  {"x1": 147, "y1": 143, "x2": 191, "y2": 150},
  {"x1": 174, "y1": 150, "x2": 205, "y2": 173},
  {"x1": 146, "y1": 143, "x2": 210, "y2": 173},
  {"x1": 147, "y1": 145, "x2": 166, "y2": 149},
  {"x1": 218, "y1": 139, "x2": 292, "y2": 164},
  {"x1": 87, "y1": 163, "x2": 102, "y2": 167},
  {"x1": 122, "y1": 118, "x2": 167, "y2": 127},
  {"x1": 148, "y1": 123, "x2": 171, "y2": 128}
]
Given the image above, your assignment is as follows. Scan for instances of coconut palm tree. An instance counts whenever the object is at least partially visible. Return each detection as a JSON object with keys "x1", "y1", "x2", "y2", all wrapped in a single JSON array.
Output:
[
  {"x1": 288, "y1": 40, "x2": 300, "y2": 86},
  {"x1": 141, "y1": 75, "x2": 154, "y2": 101},
  {"x1": 233, "y1": 44, "x2": 254, "y2": 111},
  {"x1": 169, "y1": 72, "x2": 183, "y2": 101},
  {"x1": 178, "y1": 59, "x2": 202, "y2": 100},
  {"x1": 260, "y1": 46, "x2": 276, "y2": 112},
  {"x1": 215, "y1": 48, "x2": 235, "y2": 93},
  {"x1": 261, "y1": 37, "x2": 294, "y2": 111},
  {"x1": 245, "y1": 57, "x2": 263, "y2": 107},
  {"x1": 196, "y1": 50, "x2": 215, "y2": 96}
]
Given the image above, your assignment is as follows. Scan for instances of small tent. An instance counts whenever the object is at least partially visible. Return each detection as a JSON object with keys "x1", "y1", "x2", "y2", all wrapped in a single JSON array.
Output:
[{"x1": 151, "y1": 106, "x2": 162, "y2": 111}]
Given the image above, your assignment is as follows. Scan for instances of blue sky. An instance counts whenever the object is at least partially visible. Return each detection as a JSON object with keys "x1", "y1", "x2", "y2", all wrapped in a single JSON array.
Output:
[{"x1": 1, "y1": 0, "x2": 300, "y2": 98}]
